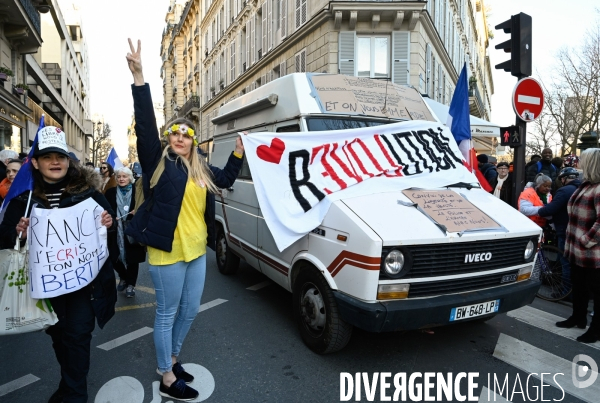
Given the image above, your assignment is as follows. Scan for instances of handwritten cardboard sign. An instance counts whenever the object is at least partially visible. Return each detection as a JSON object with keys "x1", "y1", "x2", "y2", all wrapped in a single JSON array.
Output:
[
  {"x1": 28, "y1": 197, "x2": 109, "y2": 298},
  {"x1": 310, "y1": 75, "x2": 435, "y2": 122},
  {"x1": 402, "y1": 190, "x2": 500, "y2": 233}
]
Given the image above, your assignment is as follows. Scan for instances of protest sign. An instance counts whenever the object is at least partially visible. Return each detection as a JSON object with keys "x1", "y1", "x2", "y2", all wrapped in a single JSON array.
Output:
[
  {"x1": 402, "y1": 189, "x2": 500, "y2": 232},
  {"x1": 240, "y1": 120, "x2": 478, "y2": 251},
  {"x1": 28, "y1": 197, "x2": 109, "y2": 298}
]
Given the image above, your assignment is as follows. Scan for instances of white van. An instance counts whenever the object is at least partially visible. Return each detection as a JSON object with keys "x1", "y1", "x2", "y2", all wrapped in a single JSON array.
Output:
[{"x1": 209, "y1": 73, "x2": 541, "y2": 354}]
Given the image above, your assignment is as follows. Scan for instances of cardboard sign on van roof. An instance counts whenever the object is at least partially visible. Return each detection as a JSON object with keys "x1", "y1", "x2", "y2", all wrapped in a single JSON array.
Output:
[{"x1": 309, "y1": 75, "x2": 436, "y2": 122}]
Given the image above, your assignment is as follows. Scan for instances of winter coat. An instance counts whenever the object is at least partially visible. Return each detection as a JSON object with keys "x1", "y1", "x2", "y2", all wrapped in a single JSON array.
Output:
[
  {"x1": 518, "y1": 187, "x2": 552, "y2": 228},
  {"x1": 537, "y1": 179, "x2": 581, "y2": 238},
  {"x1": 564, "y1": 181, "x2": 600, "y2": 268},
  {"x1": 479, "y1": 163, "x2": 498, "y2": 191},
  {"x1": 105, "y1": 186, "x2": 147, "y2": 266},
  {"x1": 496, "y1": 173, "x2": 514, "y2": 206},
  {"x1": 526, "y1": 159, "x2": 558, "y2": 183},
  {"x1": 101, "y1": 175, "x2": 117, "y2": 194},
  {"x1": 125, "y1": 84, "x2": 242, "y2": 252},
  {"x1": 0, "y1": 167, "x2": 117, "y2": 328}
]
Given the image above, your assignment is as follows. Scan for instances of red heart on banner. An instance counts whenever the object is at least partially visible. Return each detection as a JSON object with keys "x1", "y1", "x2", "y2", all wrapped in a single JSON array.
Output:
[{"x1": 256, "y1": 138, "x2": 285, "y2": 164}]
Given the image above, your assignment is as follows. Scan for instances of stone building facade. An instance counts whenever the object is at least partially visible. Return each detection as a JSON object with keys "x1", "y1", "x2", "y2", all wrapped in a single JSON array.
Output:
[{"x1": 162, "y1": 0, "x2": 494, "y2": 146}]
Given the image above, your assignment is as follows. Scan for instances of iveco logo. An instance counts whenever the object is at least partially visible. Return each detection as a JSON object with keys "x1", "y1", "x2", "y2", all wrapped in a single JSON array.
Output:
[{"x1": 464, "y1": 252, "x2": 492, "y2": 263}]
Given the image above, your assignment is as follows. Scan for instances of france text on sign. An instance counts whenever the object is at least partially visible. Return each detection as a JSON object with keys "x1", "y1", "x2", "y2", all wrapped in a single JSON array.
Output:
[
  {"x1": 28, "y1": 197, "x2": 109, "y2": 298},
  {"x1": 402, "y1": 190, "x2": 500, "y2": 233},
  {"x1": 240, "y1": 120, "x2": 477, "y2": 251},
  {"x1": 309, "y1": 75, "x2": 436, "y2": 122}
]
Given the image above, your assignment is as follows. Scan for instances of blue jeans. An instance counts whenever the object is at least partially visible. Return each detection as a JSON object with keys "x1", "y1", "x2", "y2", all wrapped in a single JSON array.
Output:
[{"x1": 149, "y1": 254, "x2": 206, "y2": 373}]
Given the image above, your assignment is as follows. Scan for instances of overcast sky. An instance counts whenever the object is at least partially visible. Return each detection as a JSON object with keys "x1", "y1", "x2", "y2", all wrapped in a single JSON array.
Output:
[{"x1": 79, "y1": 0, "x2": 599, "y2": 159}]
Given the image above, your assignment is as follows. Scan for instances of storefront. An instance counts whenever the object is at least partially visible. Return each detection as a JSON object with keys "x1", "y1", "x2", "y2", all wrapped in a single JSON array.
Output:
[{"x1": 0, "y1": 92, "x2": 32, "y2": 153}]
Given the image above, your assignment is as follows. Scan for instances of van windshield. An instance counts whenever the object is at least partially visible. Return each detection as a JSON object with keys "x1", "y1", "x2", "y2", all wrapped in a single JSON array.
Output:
[{"x1": 305, "y1": 117, "x2": 395, "y2": 132}]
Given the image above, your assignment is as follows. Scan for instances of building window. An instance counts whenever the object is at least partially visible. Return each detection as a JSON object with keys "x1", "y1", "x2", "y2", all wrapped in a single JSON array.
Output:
[
  {"x1": 295, "y1": 0, "x2": 307, "y2": 29},
  {"x1": 0, "y1": 118, "x2": 22, "y2": 153},
  {"x1": 295, "y1": 48, "x2": 306, "y2": 73},
  {"x1": 356, "y1": 36, "x2": 389, "y2": 78}
]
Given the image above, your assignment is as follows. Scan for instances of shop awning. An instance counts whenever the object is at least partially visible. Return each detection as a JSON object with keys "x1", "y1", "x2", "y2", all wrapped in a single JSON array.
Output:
[{"x1": 423, "y1": 98, "x2": 501, "y2": 137}]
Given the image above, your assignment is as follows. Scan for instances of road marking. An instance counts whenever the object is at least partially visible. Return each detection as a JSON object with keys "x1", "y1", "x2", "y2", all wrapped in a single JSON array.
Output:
[
  {"x1": 517, "y1": 95, "x2": 541, "y2": 105},
  {"x1": 0, "y1": 374, "x2": 39, "y2": 397},
  {"x1": 507, "y1": 306, "x2": 600, "y2": 349},
  {"x1": 94, "y1": 376, "x2": 144, "y2": 403},
  {"x1": 246, "y1": 280, "x2": 271, "y2": 291},
  {"x1": 478, "y1": 386, "x2": 511, "y2": 402},
  {"x1": 97, "y1": 327, "x2": 154, "y2": 351},
  {"x1": 134, "y1": 285, "x2": 156, "y2": 295},
  {"x1": 115, "y1": 302, "x2": 157, "y2": 312},
  {"x1": 199, "y1": 298, "x2": 228, "y2": 313},
  {"x1": 493, "y1": 333, "x2": 599, "y2": 403}
]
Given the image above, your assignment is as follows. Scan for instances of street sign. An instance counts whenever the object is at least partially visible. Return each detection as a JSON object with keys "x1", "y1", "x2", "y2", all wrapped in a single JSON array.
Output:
[{"x1": 512, "y1": 77, "x2": 544, "y2": 122}]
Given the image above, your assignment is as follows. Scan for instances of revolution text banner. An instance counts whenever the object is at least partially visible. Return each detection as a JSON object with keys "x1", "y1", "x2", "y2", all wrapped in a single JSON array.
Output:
[{"x1": 240, "y1": 120, "x2": 478, "y2": 251}]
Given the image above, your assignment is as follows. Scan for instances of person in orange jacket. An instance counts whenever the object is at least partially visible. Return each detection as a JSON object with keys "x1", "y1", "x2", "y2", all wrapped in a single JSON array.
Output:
[{"x1": 518, "y1": 174, "x2": 553, "y2": 227}]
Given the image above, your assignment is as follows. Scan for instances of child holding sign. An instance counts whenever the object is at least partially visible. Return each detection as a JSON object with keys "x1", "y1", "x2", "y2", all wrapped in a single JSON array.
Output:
[
  {"x1": 0, "y1": 126, "x2": 116, "y2": 403},
  {"x1": 125, "y1": 39, "x2": 243, "y2": 401}
]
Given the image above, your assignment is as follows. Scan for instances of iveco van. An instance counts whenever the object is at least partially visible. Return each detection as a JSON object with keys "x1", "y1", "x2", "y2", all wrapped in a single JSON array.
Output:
[{"x1": 209, "y1": 73, "x2": 541, "y2": 354}]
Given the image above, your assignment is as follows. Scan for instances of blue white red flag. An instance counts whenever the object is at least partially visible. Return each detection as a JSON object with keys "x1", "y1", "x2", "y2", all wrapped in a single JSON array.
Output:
[
  {"x1": 0, "y1": 115, "x2": 45, "y2": 213},
  {"x1": 447, "y1": 63, "x2": 471, "y2": 162},
  {"x1": 106, "y1": 147, "x2": 124, "y2": 169}
]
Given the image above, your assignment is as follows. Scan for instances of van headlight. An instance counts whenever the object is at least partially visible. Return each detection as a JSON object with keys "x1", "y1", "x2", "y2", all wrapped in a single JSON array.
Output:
[
  {"x1": 524, "y1": 240, "x2": 535, "y2": 261},
  {"x1": 384, "y1": 249, "x2": 405, "y2": 276}
]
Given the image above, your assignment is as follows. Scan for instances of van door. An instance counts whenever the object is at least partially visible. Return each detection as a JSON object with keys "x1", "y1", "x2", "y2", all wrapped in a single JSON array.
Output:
[
  {"x1": 257, "y1": 122, "x2": 308, "y2": 289},
  {"x1": 218, "y1": 130, "x2": 264, "y2": 270}
]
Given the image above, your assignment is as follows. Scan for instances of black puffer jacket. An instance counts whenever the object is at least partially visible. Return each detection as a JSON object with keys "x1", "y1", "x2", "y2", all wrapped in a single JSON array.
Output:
[
  {"x1": 126, "y1": 84, "x2": 242, "y2": 252},
  {"x1": 0, "y1": 168, "x2": 117, "y2": 328}
]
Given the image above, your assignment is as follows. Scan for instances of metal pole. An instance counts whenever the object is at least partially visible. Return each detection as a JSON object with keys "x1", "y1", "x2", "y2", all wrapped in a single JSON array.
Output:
[{"x1": 511, "y1": 118, "x2": 528, "y2": 208}]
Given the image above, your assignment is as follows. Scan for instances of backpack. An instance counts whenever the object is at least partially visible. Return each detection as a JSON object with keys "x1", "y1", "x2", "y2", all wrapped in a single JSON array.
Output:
[{"x1": 536, "y1": 161, "x2": 557, "y2": 174}]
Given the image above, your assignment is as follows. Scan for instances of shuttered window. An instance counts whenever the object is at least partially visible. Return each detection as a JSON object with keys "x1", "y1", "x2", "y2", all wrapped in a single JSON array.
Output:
[
  {"x1": 338, "y1": 31, "x2": 355, "y2": 76},
  {"x1": 280, "y1": 59, "x2": 287, "y2": 77},
  {"x1": 392, "y1": 31, "x2": 409, "y2": 85},
  {"x1": 261, "y1": 3, "x2": 267, "y2": 57},
  {"x1": 250, "y1": 17, "x2": 255, "y2": 65},
  {"x1": 280, "y1": 0, "x2": 287, "y2": 38},
  {"x1": 425, "y1": 43, "x2": 431, "y2": 96},
  {"x1": 245, "y1": 21, "x2": 250, "y2": 69},
  {"x1": 295, "y1": 0, "x2": 307, "y2": 30},
  {"x1": 295, "y1": 49, "x2": 306, "y2": 73},
  {"x1": 230, "y1": 41, "x2": 236, "y2": 82}
]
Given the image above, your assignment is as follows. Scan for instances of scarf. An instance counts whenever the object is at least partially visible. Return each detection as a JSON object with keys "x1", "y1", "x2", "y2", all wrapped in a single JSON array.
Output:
[
  {"x1": 116, "y1": 185, "x2": 133, "y2": 263},
  {"x1": 538, "y1": 191, "x2": 548, "y2": 204}
]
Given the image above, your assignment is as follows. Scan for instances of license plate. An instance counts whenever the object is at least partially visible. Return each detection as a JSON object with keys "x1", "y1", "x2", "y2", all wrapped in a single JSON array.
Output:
[{"x1": 449, "y1": 299, "x2": 500, "y2": 321}]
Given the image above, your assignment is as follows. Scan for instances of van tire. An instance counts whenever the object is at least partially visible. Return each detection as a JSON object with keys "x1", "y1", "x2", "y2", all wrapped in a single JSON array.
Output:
[
  {"x1": 293, "y1": 265, "x2": 352, "y2": 354},
  {"x1": 216, "y1": 226, "x2": 239, "y2": 275}
]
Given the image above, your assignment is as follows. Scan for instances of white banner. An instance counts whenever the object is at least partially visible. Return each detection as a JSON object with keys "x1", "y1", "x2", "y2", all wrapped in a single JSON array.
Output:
[
  {"x1": 28, "y1": 197, "x2": 109, "y2": 298},
  {"x1": 240, "y1": 120, "x2": 478, "y2": 251}
]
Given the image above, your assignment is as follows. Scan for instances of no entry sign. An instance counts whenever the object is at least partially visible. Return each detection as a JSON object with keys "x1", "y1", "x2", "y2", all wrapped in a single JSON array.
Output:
[{"x1": 512, "y1": 77, "x2": 544, "y2": 122}]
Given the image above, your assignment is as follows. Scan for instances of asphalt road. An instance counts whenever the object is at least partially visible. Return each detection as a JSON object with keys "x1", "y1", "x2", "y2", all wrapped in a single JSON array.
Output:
[{"x1": 0, "y1": 252, "x2": 598, "y2": 403}]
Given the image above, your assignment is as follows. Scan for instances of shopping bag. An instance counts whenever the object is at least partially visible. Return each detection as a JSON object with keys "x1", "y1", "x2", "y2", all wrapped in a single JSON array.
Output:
[{"x1": 0, "y1": 242, "x2": 58, "y2": 336}]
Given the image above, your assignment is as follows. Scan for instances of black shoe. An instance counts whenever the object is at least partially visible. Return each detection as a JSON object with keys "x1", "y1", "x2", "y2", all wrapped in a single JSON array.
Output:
[
  {"x1": 159, "y1": 379, "x2": 199, "y2": 401},
  {"x1": 117, "y1": 279, "x2": 127, "y2": 292},
  {"x1": 172, "y1": 362, "x2": 195, "y2": 383},
  {"x1": 556, "y1": 317, "x2": 586, "y2": 329},
  {"x1": 577, "y1": 328, "x2": 599, "y2": 344},
  {"x1": 48, "y1": 388, "x2": 65, "y2": 403}
]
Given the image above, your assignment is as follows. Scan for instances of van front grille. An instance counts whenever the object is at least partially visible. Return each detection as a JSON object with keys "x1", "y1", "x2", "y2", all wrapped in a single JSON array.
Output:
[{"x1": 407, "y1": 270, "x2": 520, "y2": 298}]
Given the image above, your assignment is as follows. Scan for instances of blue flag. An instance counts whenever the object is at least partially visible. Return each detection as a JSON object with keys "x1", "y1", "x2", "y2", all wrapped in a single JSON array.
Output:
[
  {"x1": 0, "y1": 115, "x2": 45, "y2": 213},
  {"x1": 447, "y1": 63, "x2": 471, "y2": 146},
  {"x1": 106, "y1": 147, "x2": 124, "y2": 169}
]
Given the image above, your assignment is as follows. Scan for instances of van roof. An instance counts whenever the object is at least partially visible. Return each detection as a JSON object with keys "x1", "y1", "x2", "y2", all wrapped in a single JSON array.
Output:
[{"x1": 213, "y1": 73, "x2": 435, "y2": 135}]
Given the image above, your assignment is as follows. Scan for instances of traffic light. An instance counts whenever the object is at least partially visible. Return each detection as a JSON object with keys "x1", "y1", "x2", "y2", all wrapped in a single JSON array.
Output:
[
  {"x1": 495, "y1": 13, "x2": 532, "y2": 78},
  {"x1": 499, "y1": 125, "x2": 523, "y2": 148}
]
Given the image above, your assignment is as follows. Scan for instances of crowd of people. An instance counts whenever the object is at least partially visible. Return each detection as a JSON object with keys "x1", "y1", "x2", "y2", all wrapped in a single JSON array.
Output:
[{"x1": 477, "y1": 147, "x2": 599, "y2": 345}]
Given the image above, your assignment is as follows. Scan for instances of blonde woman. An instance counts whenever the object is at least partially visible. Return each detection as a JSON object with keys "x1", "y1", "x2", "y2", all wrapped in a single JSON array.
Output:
[{"x1": 125, "y1": 39, "x2": 243, "y2": 401}]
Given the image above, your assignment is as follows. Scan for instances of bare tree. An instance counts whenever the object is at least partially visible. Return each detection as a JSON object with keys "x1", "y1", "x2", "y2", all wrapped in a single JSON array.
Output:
[
  {"x1": 534, "y1": 21, "x2": 600, "y2": 156},
  {"x1": 91, "y1": 122, "x2": 113, "y2": 165}
]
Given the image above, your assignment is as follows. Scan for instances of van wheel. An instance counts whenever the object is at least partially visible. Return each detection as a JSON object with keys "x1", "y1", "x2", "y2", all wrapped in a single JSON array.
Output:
[
  {"x1": 216, "y1": 226, "x2": 239, "y2": 275},
  {"x1": 293, "y1": 265, "x2": 352, "y2": 354}
]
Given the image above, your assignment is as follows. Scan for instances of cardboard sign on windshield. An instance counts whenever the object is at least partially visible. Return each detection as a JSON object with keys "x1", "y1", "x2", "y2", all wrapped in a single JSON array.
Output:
[
  {"x1": 402, "y1": 190, "x2": 500, "y2": 233},
  {"x1": 310, "y1": 75, "x2": 435, "y2": 122}
]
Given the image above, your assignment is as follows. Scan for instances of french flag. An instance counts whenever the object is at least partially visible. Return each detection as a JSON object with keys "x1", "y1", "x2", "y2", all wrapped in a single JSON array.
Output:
[
  {"x1": 106, "y1": 147, "x2": 124, "y2": 169},
  {"x1": 447, "y1": 63, "x2": 492, "y2": 192}
]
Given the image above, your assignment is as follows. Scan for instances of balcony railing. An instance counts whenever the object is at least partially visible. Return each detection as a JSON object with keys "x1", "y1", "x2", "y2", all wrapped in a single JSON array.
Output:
[
  {"x1": 194, "y1": 63, "x2": 199, "y2": 74},
  {"x1": 19, "y1": 0, "x2": 41, "y2": 36},
  {"x1": 183, "y1": 47, "x2": 187, "y2": 57},
  {"x1": 468, "y1": 85, "x2": 485, "y2": 118},
  {"x1": 180, "y1": 95, "x2": 200, "y2": 117},
  {"x1": 188, "y1": 38, "x2": 193, "y2": 49},
  {"x1": 194, "y1": 26, "x2": 199, "y2": 37},
  {"x1": 188, "y1": 73, "x2": 192, "y2": 83}
]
